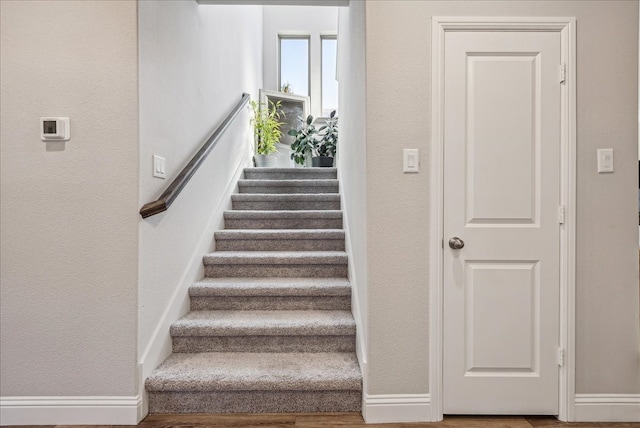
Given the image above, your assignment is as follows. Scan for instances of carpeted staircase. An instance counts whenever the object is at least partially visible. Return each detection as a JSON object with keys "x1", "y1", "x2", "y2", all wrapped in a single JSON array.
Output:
[{"x1": 145, "y1": 167, "x2": 362, "y2": 413}]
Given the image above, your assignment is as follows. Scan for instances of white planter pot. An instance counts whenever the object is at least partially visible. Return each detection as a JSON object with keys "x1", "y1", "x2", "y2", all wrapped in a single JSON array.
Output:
[{"x1": 255, "y1": 154, "x2": 277, "y2": 167}]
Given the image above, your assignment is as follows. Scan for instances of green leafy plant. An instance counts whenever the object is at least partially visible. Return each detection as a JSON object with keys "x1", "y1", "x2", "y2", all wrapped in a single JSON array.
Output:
[
  {"x1": 317, "y1": 110, "x2": 337, "y2": 157},
  {"x1": 288, "y1": 114, "x2": 318, "y2": 165},
  {"x1": 288, "y1": 110, "x2": 338, "y2": 166},
  {"x1": 250, "y1": 100, "x2": 283, "y2": 155}
]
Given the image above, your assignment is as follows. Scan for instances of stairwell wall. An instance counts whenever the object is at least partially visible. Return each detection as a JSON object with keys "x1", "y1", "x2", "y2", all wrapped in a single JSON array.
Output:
[
  {"x1": 336, "y1": 0, "x2": 368, "y2": 389},
  {"x1": 0, "y1": 0, "x2": 139, "y2": 407},
  {"x1": 365, "y1": 0, "x2": 639, "y2": 403},
  {"x1": 137, "y1": 1, "x2": 262, "y2": 399}
]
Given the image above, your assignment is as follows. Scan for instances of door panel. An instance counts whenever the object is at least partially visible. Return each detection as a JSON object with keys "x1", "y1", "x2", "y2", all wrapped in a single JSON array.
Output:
[
  {"x1": 443, "y1": 31, "x2": 561, "y2": 414},
  {"x1": 464, "y1": 261, "x2": 539, "y2": 374},
  {"x1": 467, "y1": 55, "x2": 538, "y2": 225}
]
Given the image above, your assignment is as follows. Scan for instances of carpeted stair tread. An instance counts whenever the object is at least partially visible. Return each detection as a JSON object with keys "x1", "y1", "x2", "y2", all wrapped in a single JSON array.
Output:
[
  {"x1": 203, "y1": 251, "x2": 348, "y2": 265},
  {"x1": 214, "y1": 229, "x2": 345, "y2": 251},
  {"x1": 231, "y1": 194, "x2": 341, "y2": 211},
  {"x1": 224, "y1": 210, "x2": 343, "y2": 219},
  {"x1": 145, "y1": 352, "x2": 361, "y2": 392},
  {"x1": 223, "y1": 210, "x2": 343, "y2": 230},
  {"x1": 188, "y1": 278, "x2": 352, "y2": 311},
  {"x1": 231, "y1": 193, "x2": 340, "y2": 202},
  {"x1": 171, "y1": 310, "x2": 356, "y2": 337},
  {"x1": 244, "y1": 167, "x2": 337, "y2": 180},
  {"x1": 239, "y1": 179, "x2": 338, "y2": 186},
  {"x1": 190, "y1": 277, "x2": 351, "y2": 297},
  {"x1": 215, "y1": 229, "x2": 345, "y2": 241},
  {"x1": 238, "y1": 179, "x2": 339, "y2": 194}
]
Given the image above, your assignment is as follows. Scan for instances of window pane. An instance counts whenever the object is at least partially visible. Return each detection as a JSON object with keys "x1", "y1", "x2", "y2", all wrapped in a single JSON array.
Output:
[
  {"x1": 322, "y1": 38, "x2": 338, "y2": 117},
  {"x1": 280, "y1": 38, "x2": 309, "y2": 97}
]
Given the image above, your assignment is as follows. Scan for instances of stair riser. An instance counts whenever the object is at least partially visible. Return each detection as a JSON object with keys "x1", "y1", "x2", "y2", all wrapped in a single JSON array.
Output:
[
  {"x1": 148, "y1": 390, "x2": 361, "y2": 413},
  {"x1": 172, "y1": 335, "x2": 355, "y2": 353},
  {"x1": 244, "y1": 171, "x2": 337, "y2": 180},
  {"x1": 215, "y1": 239, "x2": 345, "y2": 252},
  {"x1": 232, "y1": 201, "x2": 341, "y2": 210},
  {"x1": 205, "y1": 264, "x2": 348, "y2": 278},
  {"x1": 224, "y1": 218, "x2": 343, "y2": 229},
  {"x1": 238, "y1": 185, "x2": 338, "y2": 194},
  {"x1": 190, "y1": 296, "x2": 351, "y2": 311}
]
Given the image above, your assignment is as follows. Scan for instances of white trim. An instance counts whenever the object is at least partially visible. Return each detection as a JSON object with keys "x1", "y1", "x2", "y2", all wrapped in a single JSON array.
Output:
[
  {"x1": 429, "y1": 16, "x2": 446, "y2": 422},
  {"x1": 558, "y1": 17, "x2": 578, "y2": 422},
  {"x1": 0, "y1": 396, "x2": 141, "y2": 426},
  {"x1": 136, "y1": 362, "x2": 147, "y2": 422},
  {"x1": 430, "y1": 16, "x2": 577, "y2": 422},
  {"x1": 363, "y1": 394, "x2": 432, "y2": 423},
  {"x1": 574, "y1": 394, "x2": 640, "y2": 422}
]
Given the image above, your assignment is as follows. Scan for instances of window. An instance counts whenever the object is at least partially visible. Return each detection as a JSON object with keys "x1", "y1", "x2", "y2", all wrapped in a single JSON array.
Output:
[
  {"x1": 321, "y1": 36, "x2": 338, "y2": 117},
  {"x1": 279, "y1": 37, "x2": 309, "y2": 97}
]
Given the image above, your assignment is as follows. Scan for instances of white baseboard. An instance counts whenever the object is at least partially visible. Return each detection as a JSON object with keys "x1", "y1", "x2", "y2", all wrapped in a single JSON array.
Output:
[
  {"x1": 0, "y1": 396, "x2": 141, "y2": 426},
  {"x1": 363, "y1": 394, "x2": 432, "y2": 423},
  {"x1": 361, "y1": 393, "x2": 639, "y2": 423},
  {"x1": 574, "y1": 394, "x2": 640, "y2": 422}
]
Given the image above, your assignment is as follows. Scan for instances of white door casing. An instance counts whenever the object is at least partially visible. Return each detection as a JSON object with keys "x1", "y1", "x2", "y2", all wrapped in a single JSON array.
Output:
[{"x1": 430, "y1": 17, "x2": 577, "y2": 421}]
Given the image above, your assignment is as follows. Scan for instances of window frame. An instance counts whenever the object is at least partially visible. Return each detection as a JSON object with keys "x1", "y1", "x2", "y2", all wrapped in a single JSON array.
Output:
[
  {"x1": 278, "y1": 34, "x2": 311, "y2": 98},
  {"x1": 320, "y1": 34, "x2": 338, "y2": 117}
]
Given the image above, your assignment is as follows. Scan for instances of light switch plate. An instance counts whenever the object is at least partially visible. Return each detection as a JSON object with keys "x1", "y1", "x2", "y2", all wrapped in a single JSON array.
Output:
[
  {"x1": 153, "y1": 155, "x2": 166, "y2": 179},
  {"x1": 597, "y1": 148, "x2": 613, "y2": 173},
  {"x1": 403, "y1": 149, "x2": 419, "y2": 173}
]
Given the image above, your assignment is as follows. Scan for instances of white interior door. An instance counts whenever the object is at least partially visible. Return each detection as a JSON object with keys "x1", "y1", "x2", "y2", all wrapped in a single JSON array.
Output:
[{"x1": 443, "y1": 30, "x2": 561, "y2": 414}]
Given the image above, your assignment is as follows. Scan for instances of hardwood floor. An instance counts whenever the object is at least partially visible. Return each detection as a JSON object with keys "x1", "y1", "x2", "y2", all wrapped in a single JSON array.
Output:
[{"x1": 6, "y1": 413, "x2": 639, "y2": 428}]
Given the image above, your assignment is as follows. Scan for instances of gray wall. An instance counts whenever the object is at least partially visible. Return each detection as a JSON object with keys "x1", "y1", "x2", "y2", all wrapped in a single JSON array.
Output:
[
  {"x1": 0, "y1": 0, "x2": 139, "y2": 396},
  {"x1": 138, "y1": 1, "x2": 262, "y2": 380},
  {"x1": 363, "y1": 0, "x2": 640, "y2": 395},
  {"x1": 337, "y1": 0, "x2": 369, "y2": 377}
]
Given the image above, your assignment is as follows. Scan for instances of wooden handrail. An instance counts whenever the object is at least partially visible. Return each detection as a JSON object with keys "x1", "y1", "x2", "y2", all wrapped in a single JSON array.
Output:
[{"x1": 140, "y1": 93, "x2": 251, "y2": 219}]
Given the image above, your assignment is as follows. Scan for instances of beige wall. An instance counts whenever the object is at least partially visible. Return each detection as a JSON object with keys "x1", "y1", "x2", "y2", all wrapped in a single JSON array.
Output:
[
  {"x1": 364, "y1": 0, "x2": 640, "y2": 395},
  {"x1": 1, "y1": 0, "x2": 637, "y2": 411},
  {"x1": 0, "y1": 0, "x2": 139, "y2": 396}
]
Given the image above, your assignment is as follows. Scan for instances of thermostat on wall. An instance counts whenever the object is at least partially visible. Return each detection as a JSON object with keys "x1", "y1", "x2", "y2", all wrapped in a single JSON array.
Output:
[{"x1": 41, "y1": 117, "x2": 70, "y2": 141}]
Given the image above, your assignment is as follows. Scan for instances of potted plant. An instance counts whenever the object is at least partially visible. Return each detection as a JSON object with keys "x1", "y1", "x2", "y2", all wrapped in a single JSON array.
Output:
[
  {"x1": 288, "y1": 110, "x2": 337, "y2": 167},
  {"x1": 315, "y1": 110, "x2": 338, "y2": 167},
  {"x1": 280, "y1": 82, "x2": 292, "y2": 94},
  {"x1": 250, "y1": 99, "x2": 283, "y2": 167}
]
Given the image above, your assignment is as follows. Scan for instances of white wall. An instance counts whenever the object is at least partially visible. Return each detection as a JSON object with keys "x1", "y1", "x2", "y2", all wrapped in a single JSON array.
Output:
[
  {"x1": 137, "y1": 1, "x2": 262, "y2": 387},
  {"x1": 262, "y1": 5, "x2": 339, "y2": 119},
  {"x1": 337, "y1": 0, "x2": 368, "y2": 388},
  {"x1": 364, "y1": 0, "x2": 639, "y2": 398},
  {"x1": 0, "y1": 0, "x2": 139, "y2": 400}
]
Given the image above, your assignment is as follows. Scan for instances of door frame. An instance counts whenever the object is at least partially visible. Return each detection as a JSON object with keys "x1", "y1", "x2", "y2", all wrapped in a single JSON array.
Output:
[{"x1": 429, "y1": 16, "x2": 577, "y2": 422}]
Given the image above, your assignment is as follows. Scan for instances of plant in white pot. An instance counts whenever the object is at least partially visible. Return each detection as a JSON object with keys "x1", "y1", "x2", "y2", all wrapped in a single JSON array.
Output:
[
  {"x1": 250, "y1": 99, "x2": 283, "y2": 167},
  {"x1": 288, "y1": 110, "x2": 337, "y2": 167}
]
